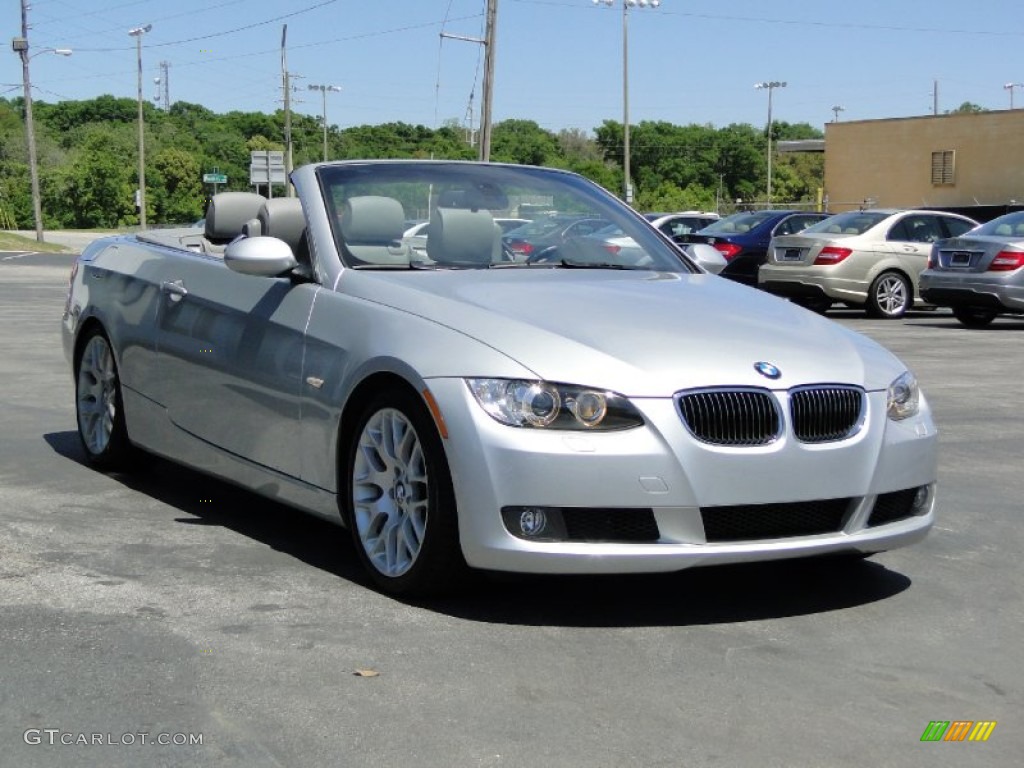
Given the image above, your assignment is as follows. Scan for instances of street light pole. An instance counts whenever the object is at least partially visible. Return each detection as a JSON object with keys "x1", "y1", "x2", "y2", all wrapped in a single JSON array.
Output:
[
  {"x1": 755, "y1": 80, "x2": 786, "y2": 204},
  {"x1": 12, "y1": 0, "x2": 72, "y2": 243},
  {"x1": 1004, "y1": 82, "x2": 1023, "y2": 109},
  {"x1": 129, "y1": 24, "x2": 152, "y2": 229},
  {"x1": 594, "y1": 0, "x2": 661, "y2": 206},
  {"x1": 308, "y1": 84, "x2": 341, "y2": 162}
]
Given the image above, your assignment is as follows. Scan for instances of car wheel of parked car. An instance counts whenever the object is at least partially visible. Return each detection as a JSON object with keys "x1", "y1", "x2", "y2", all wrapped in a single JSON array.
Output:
[
  {"x1": 951, "y1": 306, "x2": 999, "y2": 328},
  {"x1": 867, "y1": 271, "x2": 911, "y2": 319},
  {"x1": 345, "y1": 388, "x2": 466, "y2": 596},
  {"x1": 75, "y1": 329, "x2": 134, "y2": 469}
]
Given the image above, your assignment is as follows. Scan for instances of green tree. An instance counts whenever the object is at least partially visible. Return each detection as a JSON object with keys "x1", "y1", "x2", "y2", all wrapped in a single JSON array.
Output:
[
  {"x1": 53, "y1": 126, "x2": 137, "y2": 227},
  {"x1": 490, "y1": 120, "x2": 558, "y2": 166},
  {"x1": 150, "y1": 147, "x2": 204, "y2": 223}
]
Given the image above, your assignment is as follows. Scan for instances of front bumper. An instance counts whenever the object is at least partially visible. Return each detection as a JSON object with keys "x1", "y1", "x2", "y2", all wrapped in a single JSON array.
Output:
[{"x1": 427, "y1": 378, "x2": 938, "y2": 574}]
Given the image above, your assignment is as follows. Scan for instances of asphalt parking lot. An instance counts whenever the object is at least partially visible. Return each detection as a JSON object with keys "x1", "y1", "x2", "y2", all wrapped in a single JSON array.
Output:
[{"x1": 1, "y1": 251, "x2": 1021, "y2": 767}]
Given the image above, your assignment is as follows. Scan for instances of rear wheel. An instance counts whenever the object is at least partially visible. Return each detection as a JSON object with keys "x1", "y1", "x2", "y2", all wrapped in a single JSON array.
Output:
[
  {"x1": 952, "y1": 306, "x2": 998, "y2": 328},
  {"x1": 866, "y1": 272, "x2": 911, "y2": 318},
  {"x1": 344, "y1": 389, "x2": 466, "y2": 596},
  {"x1": 75, "y1": 330, "x2": 134, "y2": 469}
]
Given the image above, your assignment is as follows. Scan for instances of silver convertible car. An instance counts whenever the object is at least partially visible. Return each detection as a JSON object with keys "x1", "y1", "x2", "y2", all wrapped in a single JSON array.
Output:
[{"x1": 63, "y1": 160, "x2": 938, "y2": 595}]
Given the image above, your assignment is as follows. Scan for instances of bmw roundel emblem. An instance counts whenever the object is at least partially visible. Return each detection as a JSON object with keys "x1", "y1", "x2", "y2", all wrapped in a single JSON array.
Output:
[{"x1": 754, "y1": 361, "x2": 781, "y2": 380}]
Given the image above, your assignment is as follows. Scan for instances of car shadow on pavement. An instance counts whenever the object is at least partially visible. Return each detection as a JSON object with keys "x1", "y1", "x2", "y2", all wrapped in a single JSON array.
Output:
[
  {"x1": 43, "y1": 430, "x2": 366, "y2": 585},
  {"x1": 46, "y1": 430, "x2": 912, "y2": 627},
  {"x1": 904, "y1": 319, "x2": 1024, "y2": 330},
  {"x1": 426, "y1": 559, "x2": 911, "y2": 628}
]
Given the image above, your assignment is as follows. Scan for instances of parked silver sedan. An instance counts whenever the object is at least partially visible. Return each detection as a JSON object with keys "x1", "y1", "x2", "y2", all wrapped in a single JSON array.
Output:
[
  {"x1": 63, "y1": 160, "x2": 938, "y2": 596},
  {"x1": 760, "y1": 209, "x2": 978, "y2": 317},
  {"x1": 919, "y1": 210, "x2": 1024, "y2": 327}
]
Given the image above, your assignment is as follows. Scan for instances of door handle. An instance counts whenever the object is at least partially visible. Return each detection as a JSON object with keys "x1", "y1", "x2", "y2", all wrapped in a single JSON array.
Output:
[{"x1": 160, "y1": 279, "x2": 188, "y2": 302}]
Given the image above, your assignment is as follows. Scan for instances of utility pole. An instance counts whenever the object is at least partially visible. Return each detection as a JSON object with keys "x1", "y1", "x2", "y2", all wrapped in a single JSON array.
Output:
[
  {"x1": 755, "y1": 80, "x2": 786, "y2": 204},
  {"x1": 129, "y1": 24, "x2": 152, "y2": 228},
  {"x1": 933, "y1": 79, "x2": 939, "y2": 116},
  {"x1": 15, "y1": 0, "x2": 42, "y2": 242},
  {"x1": 439, "y1": 0, "x2": 498, "y2": 162},
  {"x1": 831, "y1": 104, "x2": 845, "y2": 122},
  {"x1": 479, "y1": 0, "x2": 498, "y2": 161},
  {"x1": 282, "y1": 25, "x2": 294, "y2": 196}
]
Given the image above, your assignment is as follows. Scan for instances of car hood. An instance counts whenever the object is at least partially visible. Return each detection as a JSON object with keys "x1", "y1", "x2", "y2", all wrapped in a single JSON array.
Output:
[{"x1": 340, "y1": 269, "x2": 906, "y2": 397}]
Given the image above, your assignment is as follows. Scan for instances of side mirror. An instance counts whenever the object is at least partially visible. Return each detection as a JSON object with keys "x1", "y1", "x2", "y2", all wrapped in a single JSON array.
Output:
[{"x1": 224, "y1": 236, "x2": 298, "y2": 277}]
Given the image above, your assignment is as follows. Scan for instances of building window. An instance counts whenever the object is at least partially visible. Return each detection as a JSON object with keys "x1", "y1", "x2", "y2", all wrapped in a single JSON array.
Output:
[{"x1": 931, "y1": 150, "x2": 955, "y2": 185}]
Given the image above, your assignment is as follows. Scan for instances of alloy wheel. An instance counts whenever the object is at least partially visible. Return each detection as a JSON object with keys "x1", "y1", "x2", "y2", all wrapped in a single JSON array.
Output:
[{"x1": 351, "y1": 407, "x2": 429, "y2": 578}]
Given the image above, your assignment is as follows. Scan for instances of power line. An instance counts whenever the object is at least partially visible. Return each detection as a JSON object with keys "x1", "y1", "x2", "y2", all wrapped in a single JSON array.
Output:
[
  {"x1": 67, "y1": 0, "x2": 342, "y2": 52},
  {"x1": 510, "y1": 0, "x2": 1024, "y2": 38}
]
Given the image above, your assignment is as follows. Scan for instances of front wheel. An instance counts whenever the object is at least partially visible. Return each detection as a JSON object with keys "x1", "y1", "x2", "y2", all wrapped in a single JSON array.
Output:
[
  {"x1": 952, "y1": 306, "x2": 998, "y2": 328},
  {"x1": 344, "y1": 389, "x2": 466, "y2": 596},
  {"x1": 866, "y1": 272, "x2": 912, "y2": 318},
  {"x1": 75, "y1": 329, "x2": 135, "y2": 469}
]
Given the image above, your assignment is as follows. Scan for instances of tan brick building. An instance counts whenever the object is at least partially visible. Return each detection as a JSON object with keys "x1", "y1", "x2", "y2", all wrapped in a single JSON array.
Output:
[{"x1": 823, "y1": 110, "x2": 1024, "y2": 215}]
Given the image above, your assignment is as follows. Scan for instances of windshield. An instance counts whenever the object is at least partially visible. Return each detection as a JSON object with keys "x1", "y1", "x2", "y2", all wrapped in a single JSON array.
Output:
[
  {"x1": 699, "y1": 210, "x2": 779, "y2": 235},
  {"x1": 316, "y1": 162, "x2": 692, "y2": 272},
  {"x1": 972, "y1": 210, "x2": 1024, "y2": 237},
  {"x1": 802, "y1": 211, "x2": 889, "y2": 235}
]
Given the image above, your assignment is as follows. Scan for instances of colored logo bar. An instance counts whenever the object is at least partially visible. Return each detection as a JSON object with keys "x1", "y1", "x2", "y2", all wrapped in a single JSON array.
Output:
[{"x1": 920, "y1": 721, "x2": 997, "y2": 742}]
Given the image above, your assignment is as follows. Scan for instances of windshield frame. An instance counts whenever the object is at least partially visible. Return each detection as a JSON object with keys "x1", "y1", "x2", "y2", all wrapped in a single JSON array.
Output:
[{"x1": 314, "y1": 161, "x2": 695, "y2": 274}]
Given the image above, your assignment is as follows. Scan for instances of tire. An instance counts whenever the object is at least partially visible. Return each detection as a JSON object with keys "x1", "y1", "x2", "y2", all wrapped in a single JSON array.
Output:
[
  {"x1": 866, "y1": 271, "x2": 912, "y2": 318},
  {"x1": 952, "y1": 306, "x2": 998, "y2": 328},
  {"x1": 344, "y1": 388, "x2": 466, "y2": 596},
  {"x1": 75, "y1": 329, "x2": 135, "y2": 470}
]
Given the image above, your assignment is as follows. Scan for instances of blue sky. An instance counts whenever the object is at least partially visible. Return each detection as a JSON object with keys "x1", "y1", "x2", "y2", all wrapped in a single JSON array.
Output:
[{"x1": 5, "y1": 0, "x2": 1022, "y2": 135}]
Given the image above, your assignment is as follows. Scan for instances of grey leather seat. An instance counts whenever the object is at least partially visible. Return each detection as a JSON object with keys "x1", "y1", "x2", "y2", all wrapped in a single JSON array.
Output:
[
  {"x1": 338, "y1": 196, "x2": 409, "y2": 265},
  {"x1": 426, "y1": 207, "x2": 501, "y2": 266},
  {"x1": 204, "y1": 192, "x2": 267, "y2": 252},
  {"x1": 258, "y1": 198, "x2": 306, "y2": 254}
]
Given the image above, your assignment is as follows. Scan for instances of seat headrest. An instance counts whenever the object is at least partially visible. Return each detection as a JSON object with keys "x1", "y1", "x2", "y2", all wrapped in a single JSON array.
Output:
[
  {"x1": 426, "y1": 207, "x2": 498, "y2": 266},
  {"x1": 339, "y1": 196, "x2": 405, "y2": 245},
  {"x1": 338, "y1": 196, "x2": 409, "y2": 266},
  {"x1": 257, "y1": 197, "x2": 305, "y2": 252},
  {"x1": 205, "y1": 192, "x2": 267, "y2": 242}
]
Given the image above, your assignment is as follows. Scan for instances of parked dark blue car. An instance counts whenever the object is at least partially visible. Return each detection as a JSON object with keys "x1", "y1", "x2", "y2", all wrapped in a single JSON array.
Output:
[{"x1": 674, "y1": 209, "x2": 829, "y2": 286}]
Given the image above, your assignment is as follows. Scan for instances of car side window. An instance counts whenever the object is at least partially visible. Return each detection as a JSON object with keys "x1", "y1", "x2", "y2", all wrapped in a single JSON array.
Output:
[
  {"x1": 940, "y1": 217, "x2": 974, "y2": 238},
  {"x1": 774, "y1": 215, "x2": 817, "y2": 236},
  {"x1": 894, "y1": 215, "x2": 942, "y2": 243},
  {"x1": 570, "y1": 221, "x2": 604, "y2": 236}
]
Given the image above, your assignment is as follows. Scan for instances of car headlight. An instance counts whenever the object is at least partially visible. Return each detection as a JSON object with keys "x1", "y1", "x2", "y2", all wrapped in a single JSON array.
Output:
[
  {"x1": 887, "y1": 371, "x2": 920, "y2": 421},
  {"x1": 466, "y1": 379, "x2": 644, "y2": 430}
]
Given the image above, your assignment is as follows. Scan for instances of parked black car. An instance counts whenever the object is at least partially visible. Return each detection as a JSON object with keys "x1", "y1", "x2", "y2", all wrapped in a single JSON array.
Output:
[{"x1": 674, "y1": 209, "x2": 829, "y2": 286}]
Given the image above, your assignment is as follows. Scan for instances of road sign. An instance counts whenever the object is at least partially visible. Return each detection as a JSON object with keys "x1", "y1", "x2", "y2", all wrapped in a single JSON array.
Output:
[
  {"x1": 203, "y1": 173, "x2": 228, "y2": 184},
  {"x1": 249, "y1": 151, "x2": 286, "y2": 185}
]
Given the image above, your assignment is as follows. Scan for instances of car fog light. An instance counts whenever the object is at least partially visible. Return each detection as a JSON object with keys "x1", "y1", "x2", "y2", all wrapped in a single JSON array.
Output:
[
  {"x1": 520, "y1": 507, "x2": 547, "y2": 536},
  {"x1": 501, "y1": 506, "x2": 568, "y2": 541},
  {"x1": 912, "y1": 484, "x2": 933, "y2": 514}
]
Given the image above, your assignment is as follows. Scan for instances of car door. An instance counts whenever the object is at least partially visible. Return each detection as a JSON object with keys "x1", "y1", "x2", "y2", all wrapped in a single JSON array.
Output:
[
  {"x1": 886, "y1": 214, "x2": 943, "y2": 284},
  {"x1": 153, "y1": 251, "x2": 316, "y2": 477}
]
